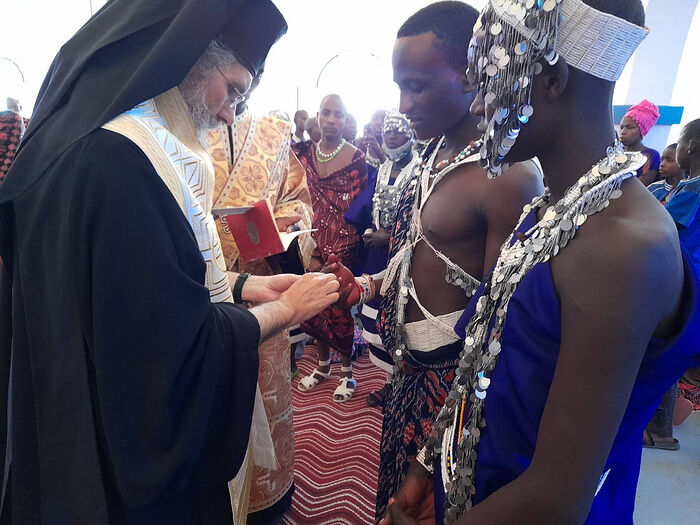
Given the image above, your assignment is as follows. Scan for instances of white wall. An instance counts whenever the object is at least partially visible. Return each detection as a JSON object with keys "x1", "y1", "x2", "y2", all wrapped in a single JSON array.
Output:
[{"x1": 0, "y1": 0, "x2": 97, "y2": 113}]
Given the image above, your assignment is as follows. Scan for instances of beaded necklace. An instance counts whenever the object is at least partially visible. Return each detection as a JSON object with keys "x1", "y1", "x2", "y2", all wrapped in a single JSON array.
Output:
[
  {"x1": 424, "y1": 144, "x2": 645, "y2": 522},
  {"x1": 419, "y1": 136, "x2": 481, "y2": 179},
  {"x1": 315, "y1": 139, "x2": 346, "y2": 163}
]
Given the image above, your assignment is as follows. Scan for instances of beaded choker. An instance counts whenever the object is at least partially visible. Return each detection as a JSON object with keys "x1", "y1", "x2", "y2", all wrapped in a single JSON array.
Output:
[
  {"x1": 425, "y1": 144, "x2": 645, "y2": 522},
  {"x1": 315, "y1": 139, "x2": 346, "y2": 163}
]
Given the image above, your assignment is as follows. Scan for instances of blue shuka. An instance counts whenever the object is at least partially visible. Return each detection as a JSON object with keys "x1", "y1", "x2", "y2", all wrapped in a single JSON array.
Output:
[{"x1": 434, "y1": 209, "x2": 700, "y2": 524}]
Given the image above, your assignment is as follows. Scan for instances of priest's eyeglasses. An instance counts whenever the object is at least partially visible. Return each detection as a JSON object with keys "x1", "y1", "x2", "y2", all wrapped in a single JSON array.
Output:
[{"x1": 216, "y1": 66, "x2": 246, "y2": 109}]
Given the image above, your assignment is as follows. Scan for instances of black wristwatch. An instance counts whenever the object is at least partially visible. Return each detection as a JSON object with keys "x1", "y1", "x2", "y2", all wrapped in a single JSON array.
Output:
[{"x1": 233, "y1": 272, "x2": 250, "y2": 304}]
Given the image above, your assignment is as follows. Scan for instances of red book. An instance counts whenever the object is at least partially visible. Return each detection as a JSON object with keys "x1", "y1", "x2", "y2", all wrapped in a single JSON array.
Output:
[{"x1": 213, "y1": 199, "x2": 315, "y2": 263}]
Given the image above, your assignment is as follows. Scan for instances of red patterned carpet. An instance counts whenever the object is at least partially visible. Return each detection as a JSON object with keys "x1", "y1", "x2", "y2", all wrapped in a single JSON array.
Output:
[{"x1": 283, "y1": 347, "x2": 386, "y2": 525}]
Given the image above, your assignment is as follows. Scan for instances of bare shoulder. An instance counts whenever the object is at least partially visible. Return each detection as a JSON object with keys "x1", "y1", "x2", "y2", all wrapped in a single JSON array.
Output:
[
  {"x1": 476, "y1": 159, "x2": 545, "y2": 217},
  {"x1": 343, "y1": 140, "x2": 361, "y2": 156},
  {"x1": 332, "y1": 140, "x2": 361, "y2": 167},
  {"x1": 485, "y1": 159, "x2": 544, "y2": 195},
  {"x1": 553, "y1": 178, "x2": 683, "y2": 320}
]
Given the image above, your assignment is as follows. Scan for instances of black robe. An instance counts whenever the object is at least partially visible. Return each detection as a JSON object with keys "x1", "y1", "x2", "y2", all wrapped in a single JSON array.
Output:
[{"x1": 0, "y1": 128, "x2": 261, "y2": 523}]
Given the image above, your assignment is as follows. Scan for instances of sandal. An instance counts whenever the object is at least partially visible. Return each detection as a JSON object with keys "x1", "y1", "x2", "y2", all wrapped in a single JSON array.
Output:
[
  {"x1": 643, "y1": 429, "x2": 680, "y2": 451},
  {"x1": 333, "y1": 366, "x2": 356, "y2": 402},
  {"x1": 297, "y1": 359, "x2": 331, "y2": 391},
  {"x1": 366, "y1": 383, "x2": 391, "y2": 408}
]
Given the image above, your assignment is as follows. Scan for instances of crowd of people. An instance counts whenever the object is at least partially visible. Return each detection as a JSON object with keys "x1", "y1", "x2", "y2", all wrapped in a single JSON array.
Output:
[{"x1": 0, "y1": 0, "x2": 698, "y2": 524}]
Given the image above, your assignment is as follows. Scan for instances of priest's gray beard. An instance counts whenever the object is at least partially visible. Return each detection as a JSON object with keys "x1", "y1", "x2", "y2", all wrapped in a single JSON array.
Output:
[{"x1": 179, "y1": 82, "x2": 220, "y2": 147}]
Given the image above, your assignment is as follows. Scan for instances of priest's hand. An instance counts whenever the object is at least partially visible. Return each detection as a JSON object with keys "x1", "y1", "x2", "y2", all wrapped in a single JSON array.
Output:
[
  {"x1": 321, "y1": 254, "x2": 360, "y2": 308},
  {"x1": 279, "y1": 272, "x2": 341, "y2": 324},
  {"x1": 240, "y1": 274, "x2": 300, "y2": 303},
  {"x1": 275, "y1": 214, "x2": 302, "y2": 233},
  {"x1": 380, "y1": 461, "x2": 435, "y2": 525},
  {"x1": 250, "y1": 273, "x2": 340, "y2": 342}
]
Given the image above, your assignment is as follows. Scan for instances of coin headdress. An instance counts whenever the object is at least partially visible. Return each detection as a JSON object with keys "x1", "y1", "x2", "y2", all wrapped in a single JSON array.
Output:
[{"x1": 469, "y1": 0, "x2": 648, "y2": 177}]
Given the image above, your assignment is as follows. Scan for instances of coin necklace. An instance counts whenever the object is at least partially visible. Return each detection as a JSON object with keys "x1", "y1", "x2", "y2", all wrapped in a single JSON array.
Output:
[{"x1": 425, "y1": 144, "x2": 645, "y2": 522}]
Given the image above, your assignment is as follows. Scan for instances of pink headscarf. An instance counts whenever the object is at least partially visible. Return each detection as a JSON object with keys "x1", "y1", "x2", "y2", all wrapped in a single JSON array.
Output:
[{"x1": 623, "y1": 100, "x2": 660, "y2": 137}]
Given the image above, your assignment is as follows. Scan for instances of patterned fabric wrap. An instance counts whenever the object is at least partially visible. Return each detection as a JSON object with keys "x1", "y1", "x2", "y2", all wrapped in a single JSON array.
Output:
[
  {"x1": 209, "y1": 111, "x2": 315, "y2": 272},
  {"x1": 293, "y1": 140, "x2": 367, "y2": 355},
  {"x1": 208, "y1": 112, "x2": 315, "y2": 513},
  {"x1": 378, "y1": 140, "x2": 437, "y2": 357},
  {"x1": 374, "y1": 344, "x2": 460, "y2": 522}
]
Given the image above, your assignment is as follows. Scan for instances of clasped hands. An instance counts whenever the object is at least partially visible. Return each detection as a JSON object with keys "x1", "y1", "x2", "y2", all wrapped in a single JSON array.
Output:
[
  {"x1": 228, "y1": 271, "x2": 341, "y2": 326},
  {"x1": 380, "y1": 461, "x2": 436, "y2": 525}
]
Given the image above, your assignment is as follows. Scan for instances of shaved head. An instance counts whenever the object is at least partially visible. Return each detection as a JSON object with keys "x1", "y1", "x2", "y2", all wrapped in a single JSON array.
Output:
[{"x1": 320, "y1": 94, "x2": 347, "y2": 115}]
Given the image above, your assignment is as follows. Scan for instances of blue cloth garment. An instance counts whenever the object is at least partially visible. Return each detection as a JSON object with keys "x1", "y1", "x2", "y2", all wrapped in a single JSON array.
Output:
[
  {"x1": 434, "y1": 209, "x2": 700, "y2": 524},
  {"x1": 345, "y1": 164, "x2": 392, "y2": 367},
  {"x1": 665, "y1": 176, "x2": 700, "y2": 268},
  {"x1": 647, "y1": 179, "x2": 674, "y2": 203}
]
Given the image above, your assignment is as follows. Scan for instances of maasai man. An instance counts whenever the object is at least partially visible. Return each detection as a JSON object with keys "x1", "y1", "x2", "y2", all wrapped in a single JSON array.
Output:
[
  {"x1": 647, "y1": 143, "x2": 687, "y2": 204},
  {"x1": 305, "y1": 115, "x2": 322, "y2": 143},
  {"x1": 620, "y1": 99, "x2": 661, "y2": 186},
  {"x1": 294, "y1": 94, "x2": 367, "y2": 402},
  {"x1": 382, "y1": 2, "x2": 699, "y2": 524},
  {"x1": 324, "y1": 3, "x2": 543, "y2": 519},
  {"x1": 292, "y1": 109, "x2": 308, "y2": 143},
  {"x1": 0, "y1": 1, "x2": 342, "y2": 523},
  {"x1": 343, "y1": 113, "x2": 359, "y2": 142},
  {"x1": 208, "y1": 67, "x2": 315, "y2": 523},
  {"x1": 667, "y1": 119, "x2": 700, "y2": 269},
  {"x1": 345, "y1": 109, "x2": 420, "y2": 408},
  {"x1": 358, "y1": 109, "x2": 389, "y2": 169}
]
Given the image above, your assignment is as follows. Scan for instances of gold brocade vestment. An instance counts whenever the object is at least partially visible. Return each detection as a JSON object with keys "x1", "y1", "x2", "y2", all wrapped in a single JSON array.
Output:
[{"x1": 209, "y1": 109, "x2": 315, "y2": 516}]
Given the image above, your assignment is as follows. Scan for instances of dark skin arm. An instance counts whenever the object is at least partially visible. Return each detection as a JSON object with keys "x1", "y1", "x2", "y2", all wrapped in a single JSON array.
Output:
[
  {"x1": 478, "y1": 160, "x2": 544, "y2": 276},
  {"x1": 363, "y1": 228, "x2": 391, "y2": 250},
  {"x1": 384, "y1": 193, "x2": 684, "y2": 525},
  {"x1": 445, "y1": 213, "x2": 682, "y2": 524}
]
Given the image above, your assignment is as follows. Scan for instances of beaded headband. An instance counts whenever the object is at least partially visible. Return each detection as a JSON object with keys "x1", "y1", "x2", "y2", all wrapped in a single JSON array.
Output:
[{"x1": 470, "y1": 0, "x2": 649, "y2": 176}]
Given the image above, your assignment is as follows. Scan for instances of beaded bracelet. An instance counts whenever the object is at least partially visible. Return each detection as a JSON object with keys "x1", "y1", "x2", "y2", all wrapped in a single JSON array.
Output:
[
  {"x1": 355, "y1": 274, "x2": 375, "y2": 305},
  {"x1": 416, "y1": 447, "x2": 434, "y2": 475}
]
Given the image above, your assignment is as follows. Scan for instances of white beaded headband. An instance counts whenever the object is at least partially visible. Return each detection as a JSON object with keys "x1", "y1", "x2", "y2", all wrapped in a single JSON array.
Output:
[{"x1": 492, "y1": 0, "x2": 649, "y2": 82}]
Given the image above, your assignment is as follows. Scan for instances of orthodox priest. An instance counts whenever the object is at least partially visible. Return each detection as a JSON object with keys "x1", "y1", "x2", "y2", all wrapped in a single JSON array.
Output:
[{"x1": 0, "y1": 1, "x2": 341, "y2": 523}]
